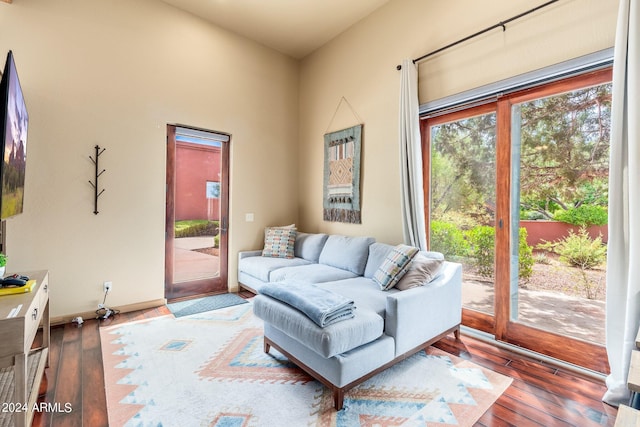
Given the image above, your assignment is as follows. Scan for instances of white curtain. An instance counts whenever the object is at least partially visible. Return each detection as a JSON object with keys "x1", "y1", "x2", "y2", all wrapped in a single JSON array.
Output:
[
  {"x1": 399, "y1": 59, "x2": 428, "y2": 250},
  {"x1": 604, "y1": 0, "x2": 640, "y2": 406}
]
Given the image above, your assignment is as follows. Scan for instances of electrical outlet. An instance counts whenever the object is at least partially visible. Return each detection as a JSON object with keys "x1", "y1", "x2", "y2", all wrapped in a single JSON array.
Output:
[{"x1": 103, "y1": 281, "x2": 112, "y2": 293}]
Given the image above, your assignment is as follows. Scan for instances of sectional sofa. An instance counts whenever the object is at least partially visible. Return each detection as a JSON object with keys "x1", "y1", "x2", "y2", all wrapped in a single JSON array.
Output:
[{"x1": 238, "y1": 232, "x2": 462, "y2": 410}]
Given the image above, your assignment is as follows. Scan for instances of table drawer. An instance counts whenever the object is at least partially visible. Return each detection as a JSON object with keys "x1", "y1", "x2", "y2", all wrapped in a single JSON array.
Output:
[
  {"x1": 22, "y1": 282, "x2": 48, "y2": 352},
  {"x1": 39, "y1": 276, "x2": 49, "y2": 310}
]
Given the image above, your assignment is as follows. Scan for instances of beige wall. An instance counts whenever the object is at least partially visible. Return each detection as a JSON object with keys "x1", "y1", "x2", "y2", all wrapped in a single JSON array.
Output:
[
  {"x1": 0, "y1": 0, "x2": 620, "y2": 318},
  {"x1": 0, "y1": 0, "x2": 299, "y2": 317},
  {"x1": 298, "y1": 0, "x2": 618, "y2": 244}
]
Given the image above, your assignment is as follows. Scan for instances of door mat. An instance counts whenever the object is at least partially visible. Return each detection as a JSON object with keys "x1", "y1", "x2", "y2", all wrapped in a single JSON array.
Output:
[{"x1": 167, "y1": 293, "x2": 247, "y2": 317}]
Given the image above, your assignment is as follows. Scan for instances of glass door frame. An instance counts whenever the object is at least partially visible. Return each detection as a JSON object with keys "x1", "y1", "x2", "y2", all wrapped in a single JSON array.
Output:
[
  {"x1": 421, "y1": 103, "x2": 498, "y2": 335},
  {"x1": 165, "y1": 124, "x2": 230, "y2": 301},
  {"x1": 421, "y1": 68, "x2": 612, "y2": 373}
]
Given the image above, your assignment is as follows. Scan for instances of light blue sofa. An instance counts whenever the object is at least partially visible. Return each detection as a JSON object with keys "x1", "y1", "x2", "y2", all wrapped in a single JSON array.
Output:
[{"x1": 238, "y1": 233, "x2": 462, "y2": 410}]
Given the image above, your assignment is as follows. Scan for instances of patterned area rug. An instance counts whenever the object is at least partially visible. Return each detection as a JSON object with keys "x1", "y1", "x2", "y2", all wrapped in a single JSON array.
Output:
[{"x1": 100, "y1": 303, "x2": 511, "y2": 426}]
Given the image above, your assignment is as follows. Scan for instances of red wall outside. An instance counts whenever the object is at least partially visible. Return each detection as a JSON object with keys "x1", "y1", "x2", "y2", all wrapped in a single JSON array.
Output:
[
  {"x1": 175, "y1": 142, "x2": 221, "y2": 221},
  {"x1": 520, "y1": 220, "x2": 608, "y2": 247}
]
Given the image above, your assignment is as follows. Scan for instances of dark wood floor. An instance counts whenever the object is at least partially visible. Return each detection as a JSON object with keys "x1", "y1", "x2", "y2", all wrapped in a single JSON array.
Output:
[{"x1": 30, "y1": 305, "x2": 618, "y2": 427}]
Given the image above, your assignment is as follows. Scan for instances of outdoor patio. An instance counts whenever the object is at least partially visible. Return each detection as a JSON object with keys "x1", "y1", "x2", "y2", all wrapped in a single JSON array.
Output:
[
  {"x1": 463, "y1": 280, "x2": 605, "y2": 344},
  {"x1": 173, "y1": 236, "x2": 220, "y2": 282}
]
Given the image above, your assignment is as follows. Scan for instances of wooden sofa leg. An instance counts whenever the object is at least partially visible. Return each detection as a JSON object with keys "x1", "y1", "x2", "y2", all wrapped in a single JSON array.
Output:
[
  {"x1": 264, "y1": 341, "x2": 271, "y2": 353},
  {"x1": 454, "y1": 326, "x2": 461, "y2": 341},
  {"x1": 333, "y1": 388, "x2": 345, "y2": 411}
]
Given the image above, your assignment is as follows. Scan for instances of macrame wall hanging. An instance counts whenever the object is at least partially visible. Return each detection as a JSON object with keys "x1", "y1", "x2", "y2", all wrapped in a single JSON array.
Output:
[{"x1": 323, "y1": 97, "x2": 363, "y2": 224}]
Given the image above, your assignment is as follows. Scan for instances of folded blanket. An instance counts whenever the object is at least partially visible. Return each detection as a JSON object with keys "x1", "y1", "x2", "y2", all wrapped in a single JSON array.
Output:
[{"x1": 259, "y1": 282, "x2": 355, "y2": 327}]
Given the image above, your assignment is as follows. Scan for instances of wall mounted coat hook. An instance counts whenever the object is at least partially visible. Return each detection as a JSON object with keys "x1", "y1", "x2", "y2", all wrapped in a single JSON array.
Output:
[{"x1": 88, "y1": 145, "x2": 106, "y2": 214}]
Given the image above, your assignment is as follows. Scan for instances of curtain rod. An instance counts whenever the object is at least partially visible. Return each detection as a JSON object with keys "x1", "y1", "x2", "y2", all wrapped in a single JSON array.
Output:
[{"x1": 396, "y1": 0, "x2": 560, "y2": 70}]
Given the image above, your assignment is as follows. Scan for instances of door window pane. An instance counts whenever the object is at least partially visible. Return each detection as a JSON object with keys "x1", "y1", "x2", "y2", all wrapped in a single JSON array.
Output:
[
  {"x1": 173, "y1": 135, "x2": 222, "y2": 284},
  {"x1": 429, "y1": 111, "x2": 496, "y2": 315},
  {"x1": 511, "y1": 82, "x2": 611, "y2": 344},
  {"x1": 206, "y1": 181, "x2": 221, "y2": 199}
]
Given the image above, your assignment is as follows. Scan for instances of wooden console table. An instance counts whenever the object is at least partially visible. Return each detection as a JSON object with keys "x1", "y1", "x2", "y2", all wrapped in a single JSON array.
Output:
[{"x1": 0, "y1": 270, "x2": 50, "y2": 427}]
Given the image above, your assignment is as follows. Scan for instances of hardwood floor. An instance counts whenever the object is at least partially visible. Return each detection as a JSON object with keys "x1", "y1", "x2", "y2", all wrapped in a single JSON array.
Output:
[
  {"x1": 433, "y1": 335, "x2": 618, "y2": 426},
  {"x1": 29, "y1": 305, "x2": 618, "y2": 427}
]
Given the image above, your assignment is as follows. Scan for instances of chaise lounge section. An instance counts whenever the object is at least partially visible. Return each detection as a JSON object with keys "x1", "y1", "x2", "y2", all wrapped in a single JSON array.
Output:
[{"x1": 239, "y1": 232, "x2": 462, "y2": 410}]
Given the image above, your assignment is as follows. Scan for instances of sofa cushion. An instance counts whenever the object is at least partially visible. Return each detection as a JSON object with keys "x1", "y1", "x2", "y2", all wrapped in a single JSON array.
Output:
[
  {"x1": 269, "y1": 263, "x2": 358, "y2": 284},
  {"x1": 373, "y1": 244, "x2": 419, "y2": 290},
  {"x1": 253, "y1": 295, "x2": 384, "y2": 358},
  {"x1": 263, "y1": 323, "x2": 395, "y2": 388},
  {"x1": 318, "y1": 235, "x2": 375, "y2": 275},
  {"x1": 421, "y1": 250, "x2": 445, "y2": 260},
  {"x1": 363, "y1": 242, "x2": 394, "y2": 278},
  {"x1": 262, "y1": 227, "x2": 297, "y2": 258},
  {"x1": 239, "y1": 255, "x2": 311, "y2": 282},
  {"x1": 395, "y1": 253, "x2": 444, "y2": 291},
  {"x1": 294, "y1": 232, "x2": 329, "y2": 262}
]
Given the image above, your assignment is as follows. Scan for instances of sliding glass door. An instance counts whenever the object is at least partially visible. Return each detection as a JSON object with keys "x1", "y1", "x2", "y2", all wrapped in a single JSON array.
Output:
[
  {"x1": 502, "y1": 70, "x2": 612, "y2": 371},
  {"x1": 422, "y1": 68, "x2": 612, "y2": 373}
]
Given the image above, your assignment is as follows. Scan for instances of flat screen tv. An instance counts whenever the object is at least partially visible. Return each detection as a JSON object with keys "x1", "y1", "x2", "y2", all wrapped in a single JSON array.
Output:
[{"x1": 0, "y1": 50, "x2": 28, "y2": 219}]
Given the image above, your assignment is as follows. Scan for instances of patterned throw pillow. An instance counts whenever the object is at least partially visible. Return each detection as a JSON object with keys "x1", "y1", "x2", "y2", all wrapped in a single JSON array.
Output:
[
  {"x1": 373, "y1": 244, "x2": 419, "y2": 290},
  {"x1": 262, "y1": 227, "x2": 297, "y2": 258}
]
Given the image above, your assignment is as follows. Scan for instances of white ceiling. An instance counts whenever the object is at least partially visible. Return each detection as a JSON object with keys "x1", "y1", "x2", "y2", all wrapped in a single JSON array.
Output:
[{"x1": 160, "y1": 0, "x2": 391, "y2": 59}]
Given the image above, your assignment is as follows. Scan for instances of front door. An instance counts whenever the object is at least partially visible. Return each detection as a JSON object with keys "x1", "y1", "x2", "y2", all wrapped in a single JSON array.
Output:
[{"x1": 165, "y1": 125, "x2": 229, "y2": 301}]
